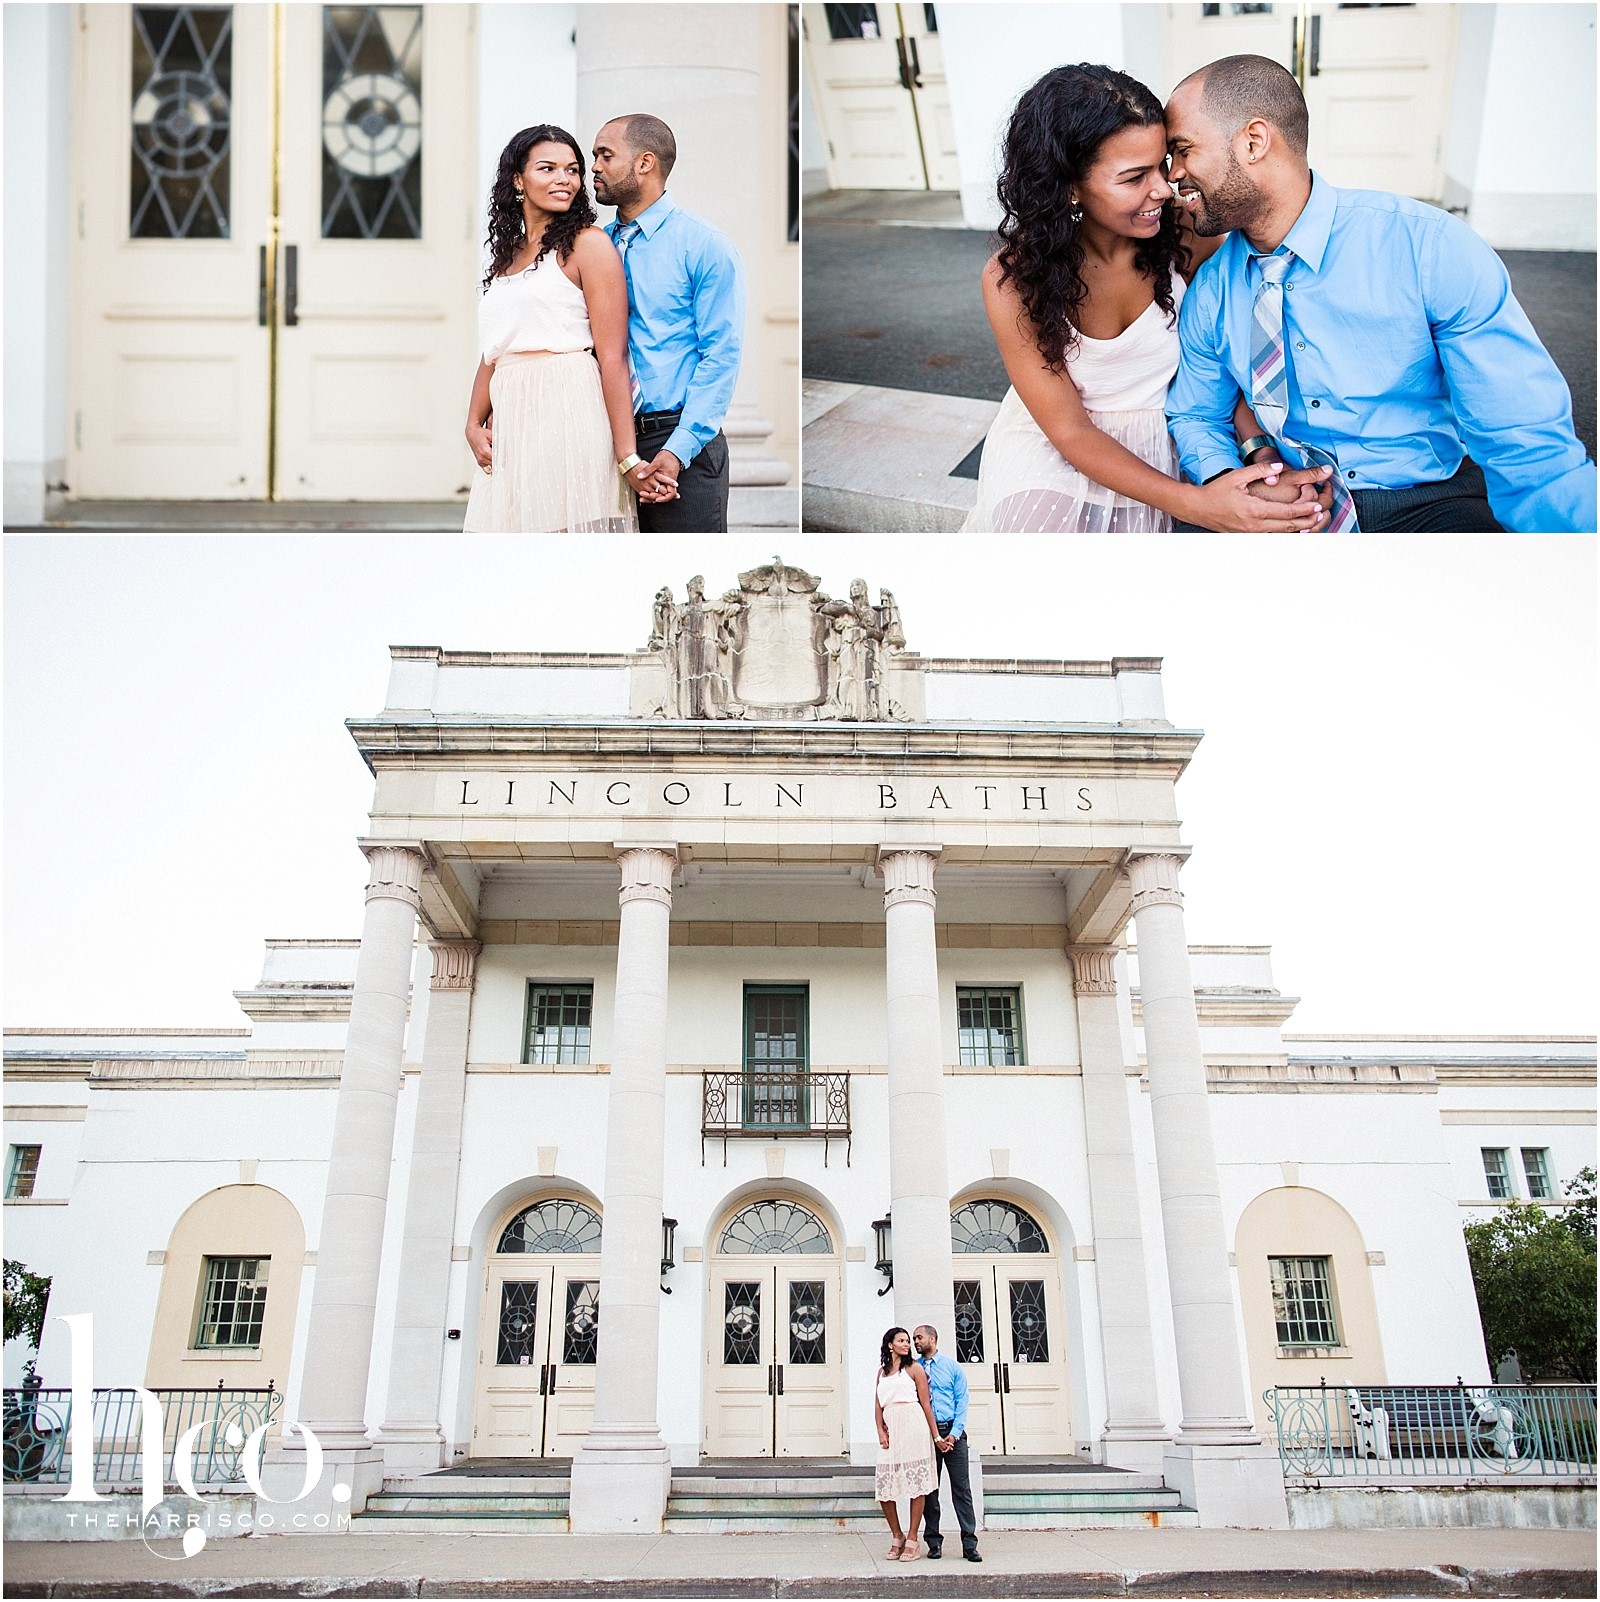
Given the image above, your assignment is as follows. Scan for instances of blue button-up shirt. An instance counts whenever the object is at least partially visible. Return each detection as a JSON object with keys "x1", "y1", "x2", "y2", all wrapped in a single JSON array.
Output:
[
  {"x1": 605, "y1": 194, "x2": 744, "y2": 469},
  {"x1": 1167, "y1": 173, "x2": 1596, "y2": 533},
  {"x1": 918, "y1": 1350, "x2": 968, "y2": 1439}
]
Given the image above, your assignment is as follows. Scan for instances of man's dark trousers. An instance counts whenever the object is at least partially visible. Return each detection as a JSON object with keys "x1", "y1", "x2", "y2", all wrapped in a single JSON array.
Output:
[
  {"x1": 635, "y1": 411, "x2": 730, "y2": 533},
  {"x1": 923, "y1": 1424, "x2": 978, "y2": 1557}
]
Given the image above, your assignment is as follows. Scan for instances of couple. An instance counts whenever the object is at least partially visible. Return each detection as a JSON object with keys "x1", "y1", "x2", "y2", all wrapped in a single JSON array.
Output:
[
  {"x1": 873, "y1": 1325, "x2": 980, "y2": 1565},
  {"x1": 965, "y1": 55, "x2": 1596, "y2": 534},
  {"x1": 463, "y1": 114, "x2": 743, "y2": 533}
]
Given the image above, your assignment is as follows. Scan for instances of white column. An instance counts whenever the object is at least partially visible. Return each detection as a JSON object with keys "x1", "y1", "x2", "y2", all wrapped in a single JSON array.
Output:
[
  {"x1": 878, "y1": 847, "x2": 955, "y2": 1345},
  {"x1": 568, "y1": 844, "x2": 676, "y2": 1534},
  {"x1": 1068, "y1": 945, "x2": 1167, "y2": 1472},
  {"x1": 1128, "y1": 851, "x2": 1287, "y2": 1527},
  {"x1": 376, "y1": 939, "x2": 479, "y2": 1471},
  {"x1": 279, "y1": 843, "x2": 423, "y2": 1513}
]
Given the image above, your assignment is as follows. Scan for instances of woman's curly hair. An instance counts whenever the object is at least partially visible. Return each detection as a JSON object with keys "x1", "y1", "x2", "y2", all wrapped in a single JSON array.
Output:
[
  {"x1": 880, "y1": 1327, "x2": 911, "y2": 1376},
  {"x1": 483, "y1": 125, "x2": 596, "y2": 290},
  {"x1": 994, "y1": 64, "x2": 1188, "y2": 370}
]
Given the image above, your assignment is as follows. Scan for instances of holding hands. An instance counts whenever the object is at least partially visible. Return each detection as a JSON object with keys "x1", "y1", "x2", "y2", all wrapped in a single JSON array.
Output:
[
  {"x1": 626, "y1": 448, "x2": 681, "y2": 504},
  {"x1": 1186, "y1": 461, "x2": 1333, "y2": 532}
]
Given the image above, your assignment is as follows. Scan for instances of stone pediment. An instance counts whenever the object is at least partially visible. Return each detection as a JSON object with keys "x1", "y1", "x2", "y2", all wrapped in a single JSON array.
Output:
[{"x1": 634, "y1": 558, "x2": 921, "y2": 721}]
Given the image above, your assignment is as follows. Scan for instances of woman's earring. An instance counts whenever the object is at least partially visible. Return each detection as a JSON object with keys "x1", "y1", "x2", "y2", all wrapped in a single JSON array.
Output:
[{"x1": 1070, "y1": 201, "x2": 1083, "y2": 222}]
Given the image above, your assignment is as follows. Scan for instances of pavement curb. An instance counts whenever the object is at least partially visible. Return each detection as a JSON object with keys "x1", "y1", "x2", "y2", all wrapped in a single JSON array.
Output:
[{"x1": 4, "y1": 1569, "x2": 1595, "y2": 1600}]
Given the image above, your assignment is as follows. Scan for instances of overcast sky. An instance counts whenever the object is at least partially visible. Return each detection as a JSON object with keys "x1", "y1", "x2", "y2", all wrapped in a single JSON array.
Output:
[{"x1": 4, "y1": 533, "x2": 1594, "y2": 1037}]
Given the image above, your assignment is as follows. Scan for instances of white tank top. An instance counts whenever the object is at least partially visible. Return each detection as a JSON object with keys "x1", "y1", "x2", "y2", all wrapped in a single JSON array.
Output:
[
  {"x1": 479, "y1": 249, "x2": 594, "y2": 363},
  {"x1": 1067, "y1": 269, "x2": 1186, "y2": 411}
]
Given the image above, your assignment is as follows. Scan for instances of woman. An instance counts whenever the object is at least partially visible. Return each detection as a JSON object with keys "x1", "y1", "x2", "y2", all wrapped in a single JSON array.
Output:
[
  {"x1": 463, "y1": 125, "x2": 672, "y2": 532},
  {"x1": 964, "y1": 65, "x2": 1328, "y2": 534},
  {"x1": 874, "y1": 1327, "x2": 939, "y2": 1561}
]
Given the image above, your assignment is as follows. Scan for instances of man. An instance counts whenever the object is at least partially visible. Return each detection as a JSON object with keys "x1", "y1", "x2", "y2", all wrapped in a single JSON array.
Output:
[
  {"x1": 912, "y1": 1325, "x2": 980, "y2": 1563},
  {"x1": 1165, "y1": 55, "x2": 1596, "y2": 533},
  {"x1": 591, "y1": 114, "x2": 745, "y2": 532}
]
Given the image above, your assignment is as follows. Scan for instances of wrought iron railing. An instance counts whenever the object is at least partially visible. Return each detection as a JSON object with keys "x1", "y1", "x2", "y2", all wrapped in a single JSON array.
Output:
[
  {"x1": 701, "y1": 1071, "x2": 851, "y2": 1166},
  {"x1": 1264, "y1": 1382, "x2": 1597, "y2": 1483},
  {"x1": 2, "y1": 1381, "x2": 282, "y2": 1487}
]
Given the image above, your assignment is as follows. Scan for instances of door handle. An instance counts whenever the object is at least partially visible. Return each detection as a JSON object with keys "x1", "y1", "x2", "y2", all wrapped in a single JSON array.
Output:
[
  {"x1": 776, "y1": 1365, "x2": 784, "y2": 1396},
  {"x1": 767, "y1": 1364, "x2": 775, "y2": 1395},
  {"x1": 906, "y1": 35, "x2": 923, "y2": 88},
  {"x1": 1002, "y1": 1364, "x2": 1011, "y2": 1394},
  {"x1": 283, "y1": 244, "x2": 299, "y2": 326},
  {"x1": 258, "y1": 245, "x2": 269, "y2": 326},
  {"x1": 994, "y1": 1362, "x2": 1002, "y2": 1395},
  {"x1": 1308, "y1": 14, "x2": 1322, "y2": 77},
  {"x1": 894, "y1": 35, "x2": 912, "y2": 92},
  {"x1": 539, "y1": 1364, "x2": 550, "y2": 1395}
]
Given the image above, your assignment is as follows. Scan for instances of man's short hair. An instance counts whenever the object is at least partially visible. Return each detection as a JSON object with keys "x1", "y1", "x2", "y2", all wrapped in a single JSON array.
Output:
[
  {"x1": 1194, "y1": 54, "x2": 1309, "y2": 157},
  {"x1": 915, "y1": 1324, "x2": 939, "y2": 1342},
  {"x1": 618, "y1": 113, "x2": 677, "y2": 179}
]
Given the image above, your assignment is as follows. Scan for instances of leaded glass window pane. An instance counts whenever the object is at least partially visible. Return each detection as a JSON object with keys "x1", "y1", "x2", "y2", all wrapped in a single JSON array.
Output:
[
  {"x1": 496, "y1": 1280, "x2": 538, "y2": 1366},
  {"x1": 1481, "y1": 1147, "x2": 1512, "y2": 1200},
  {"x1": 1269, "y1": 1255, "x2": 1340, "y2": 1347},
  {"x1": 956, "y1": 987, "x2": 1023, "y2": 1066},
  {"x1": 954, "y1": 1279, "x2": 984, "y2": 1363},
  {"x1": 824, "y1": 4, "x2": 881, "y2": 40},
  {"x1": 525, "y1": 984, "x2": 593, "y2": 1064},
  {"x1": 321, "y1": 6, "x2": 423, "y2": 239},
  {"x1": 719, "y1": 1199, "x2": 832, "y2": 1254},
  {"x1": 789, "y1": 1280, "x2": 825, "y2": 1364},
  {"x1": 6, "y1": 1145, "x2": 41, "y2": 1200},
  {"x1": 1009, "y1": 1279, "x2": 1049, "y2": 1363},
  {"x1": 787, "y1": 6, "x2": 799, "y2": 244},
  {"x1": 130, "y1": 7, "x2": 233, "y2": 239},
  {"x1": 1521, "y1": 1147, "x2": 1552, "y2": 1200},
  {"x1": 195, "y1": 1256, "x2": 268, "y2": 1347},
  {"x1": 744, "y1": 986, "x2": 808, "y2": 1129},
  {"x1": 497, "y1": 1199, "x2": 602, "y2": 1254},
  {"x1": 724, "y1": 1282, "x2": 761, "y2": 1364},
  {"x1": 562, "y1": 1280, "x2": 599, "y2": 1364},
  {"x1": 951, "y1": 1199, "x2": 1048, "y2": 1254}
]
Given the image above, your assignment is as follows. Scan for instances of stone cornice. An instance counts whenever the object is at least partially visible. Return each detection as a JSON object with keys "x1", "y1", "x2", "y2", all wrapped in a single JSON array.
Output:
[
  {"x1": 1132, "y1": 992, "x2": 1302, "y2": 1027},
  {"x1": 232, "y1": 984, "x2": 356, "y2": 1023}
]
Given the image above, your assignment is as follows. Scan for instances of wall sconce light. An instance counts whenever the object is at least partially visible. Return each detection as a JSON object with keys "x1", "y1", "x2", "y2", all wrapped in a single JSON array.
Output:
[
  {"x1": 872, "y1": 1214, "x2": 893, "y2": 1295},
  {"x1": 661, "y1": 1216, "x2": 678, "y2": 1293},
  {"x1": 446, "y1": 1329, "x2": 461, "y2": 1341}
]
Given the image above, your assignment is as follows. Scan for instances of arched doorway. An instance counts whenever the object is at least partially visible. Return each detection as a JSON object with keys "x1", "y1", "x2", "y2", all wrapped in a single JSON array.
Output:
[
  {"x1": 950, "y1": 1198, "x2": 1073, "y2": 1455},
  {"x1": 473, "y1": 1197, "x2": 602, "y2": 1459},
  {"x1": 704, "y1": 1198, "x2": 846, "y2": 1458}
]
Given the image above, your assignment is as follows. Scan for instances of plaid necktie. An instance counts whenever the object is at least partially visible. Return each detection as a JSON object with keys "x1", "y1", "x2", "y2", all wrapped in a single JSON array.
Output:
[
  {"x1": 614, "y1": 221, "x2": 644, "y2": 413},
  {"x1": 1250, "y1": 247, "x2": 1360, "y2": 532}
]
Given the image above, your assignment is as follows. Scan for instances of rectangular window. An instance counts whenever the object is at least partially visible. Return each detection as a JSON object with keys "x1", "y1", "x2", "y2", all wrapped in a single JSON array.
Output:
[
  {"x1": 743, "y1": 984, "x2": 809, "y2": 1128},
  {"x1": 956, "y1": 986, "x2": 1024, "y2": 1066},
  {"x1": 1269, "y1": 1256, "x2": 1340, "y2": 1348},
  {"x1": 194, "y1": 1256, "x2": 269, "y2": 1348},
  {"x1": 524, "y1": 983, "x2": 593, "y2": 1064},
  {"x1": 1521, "y1": 1148, "x2": 1553, "y2": 1201},
  {"x1": 1481, "y1": 1147, "x2": 1512, "y2": 1200},
  {"x1": 6, "y1": 1145, "x2": 41, "y2": 1199}
]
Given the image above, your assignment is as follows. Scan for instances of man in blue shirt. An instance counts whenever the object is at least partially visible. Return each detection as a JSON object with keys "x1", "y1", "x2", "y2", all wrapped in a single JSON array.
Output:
[
  {"x1": 592, "y1": 114, "x2": 745, "y2": 532},
  {"x1": 1165, "y1": 55, "x2": 1596, "y2": 533},
  {"x1": 913, "y1": 1324, "x2": 981, "y2": 1563}
]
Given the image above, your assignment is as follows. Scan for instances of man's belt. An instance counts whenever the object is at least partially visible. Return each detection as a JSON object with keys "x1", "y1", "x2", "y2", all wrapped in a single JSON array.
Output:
[{"x1": 635, "y1": 408, "x2": 684, "y2": 426}]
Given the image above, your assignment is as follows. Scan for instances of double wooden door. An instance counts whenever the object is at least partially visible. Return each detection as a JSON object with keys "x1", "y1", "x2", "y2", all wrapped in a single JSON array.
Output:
[{"x1": 954, "y1": 1263, "x2": 1073, "y2": 1455}]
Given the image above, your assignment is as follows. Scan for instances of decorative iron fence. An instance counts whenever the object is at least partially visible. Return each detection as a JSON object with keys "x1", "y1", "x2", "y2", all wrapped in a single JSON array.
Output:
[
  {"x1": 2, "y1": 1381, "x2": 282, "y2": 1487},
  {"x1": 702, "y1": 1071, "x2": 851, "y2": 1166},
  {"x1": 1264, "y1": 1382, "x2": 1597, "y2": 1482}
]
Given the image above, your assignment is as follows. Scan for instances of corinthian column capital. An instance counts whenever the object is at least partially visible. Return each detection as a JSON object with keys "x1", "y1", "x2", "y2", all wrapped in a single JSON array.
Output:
[
  {"x1": 363, "y1": 843, "x2": 426, "y2": 909},
  {"x1": 429, "y1": 940, "x2": 481, "y2": 992},
  {"x1": 615, "y1": 844, "x2": 677, "y2": 907},
  {"x1": 877, "y1": 847, "x2": 939, "y2": 909},
  {"x1": 1068, "y1": 945, "x2": 1119, "y2": 996},
  {"x1": 1127, "y1": 851, "x2": 1185, "y2": 915}
]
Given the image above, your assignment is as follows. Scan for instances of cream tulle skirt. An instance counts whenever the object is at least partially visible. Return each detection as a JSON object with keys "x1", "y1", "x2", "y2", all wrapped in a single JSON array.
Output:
[
  {"x1": 462, "y1": 350, "x2": 637, "y2": 533},
  {"x1": 962, "y1": 388, "x2": 1177, "y2": 533}
]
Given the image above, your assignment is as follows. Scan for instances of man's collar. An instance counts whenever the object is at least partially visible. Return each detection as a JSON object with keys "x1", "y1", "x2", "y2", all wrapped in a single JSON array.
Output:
[
  {"x1": 1277, "y1": 171, "x2": 1334, "y2": 274},
  {"x1": 630, "y1": 191, "x2": 676, "y2": 238}
]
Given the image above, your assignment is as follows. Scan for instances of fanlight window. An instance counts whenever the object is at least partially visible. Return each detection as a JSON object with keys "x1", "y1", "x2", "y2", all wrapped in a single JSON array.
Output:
[
  {"x1": 497, "y1": 1199, "x2": 602, "y2": 1254},
  {"x1": 718, "y1": 1199, "x2": 832, "y2": 1254},
  {"x1": 950, "y1": 1199, "x2": 1048, "y2": 1254}
]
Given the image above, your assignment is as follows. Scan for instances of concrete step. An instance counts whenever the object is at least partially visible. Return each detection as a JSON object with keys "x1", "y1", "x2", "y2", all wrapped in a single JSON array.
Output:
[
  {"x1": 985, "y1": 1508, "x2": 1202, "y2": 1530},
  {"x1": 380, "y1": 1475, "x2": 570, "y2": 1496},
  {"x1": 669, "y1": 1494, "x2": 882, "y2": 1516},
  {"x1": 350, "y1": 1512, "x2": 569, "y2": 1534},
  {"x1": 669, "y1": 1475, "x2": 871, "y2": 1497},
  {"x1": 364, "y1": 1493, "x2": 570, "y2": 1515}
]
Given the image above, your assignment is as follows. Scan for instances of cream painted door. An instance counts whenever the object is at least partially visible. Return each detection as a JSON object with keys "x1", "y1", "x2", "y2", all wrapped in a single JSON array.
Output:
[
  {"x1": 1163, "y1": 4, "x2": 1457, "y2": 200},
  {"x1": 802, "y1": 3, "x2": 959, "y2": 192},
  {"x1": 953, "y1": 1265, "x2": 1072, "y2": 1455},
  {"x1": 71, "y1": 3, "x2": 476, "y2": 502},
  {"x1": 274, "y1": 2, "x2": 476, "y2": 499},
  {"x1": 474, "y1": 1262, "x2": 600, "y2": 1458},
  {"x1": 73, "y1": 4, "x2": 274, "y2": 498},
  {"x1": 706, "y1": 1263, "x2": 845, "y2": 1457}
]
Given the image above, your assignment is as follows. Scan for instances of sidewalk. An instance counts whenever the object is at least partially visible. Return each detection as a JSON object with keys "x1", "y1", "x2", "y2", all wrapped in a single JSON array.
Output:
[{"x1": 3, "y1": 1527, "x2": 1594, "y2": 1598}]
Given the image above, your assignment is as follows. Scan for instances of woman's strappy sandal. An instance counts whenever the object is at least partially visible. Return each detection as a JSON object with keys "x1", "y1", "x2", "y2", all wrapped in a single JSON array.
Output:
[
  {"x1": 899, "y1": 1538, "x2": 921, "y2": 1561},
  {"x1": 886, "y1": 1535, "x2": 905, "y2": 1559}
]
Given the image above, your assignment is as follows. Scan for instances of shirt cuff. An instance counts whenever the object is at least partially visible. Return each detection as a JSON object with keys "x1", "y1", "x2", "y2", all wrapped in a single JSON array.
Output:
[
  {"x1": 662, "y1": 426, "x2": 702, "y2": 470},
  {"x1": 1190, "y1": 448, "x2": 1244, "y2": 485}
]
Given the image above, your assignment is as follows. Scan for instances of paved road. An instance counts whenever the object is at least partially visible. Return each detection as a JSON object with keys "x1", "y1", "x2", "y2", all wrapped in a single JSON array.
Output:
[{"x1": 804, "y1": 218, "x2": 1597, "y2": 459}]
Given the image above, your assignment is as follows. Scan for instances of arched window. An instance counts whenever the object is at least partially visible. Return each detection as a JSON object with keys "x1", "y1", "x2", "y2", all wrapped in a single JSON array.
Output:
[
  {"x1": 718, "y1": 1199, "x2": 832, "y2": 1254},
  {"x1": 497, "y1": 1199, "x2": 602, "y2": 1254},
  {"x1": 950, "y1": 1199, "x2": 1048, "y2": 1254}
]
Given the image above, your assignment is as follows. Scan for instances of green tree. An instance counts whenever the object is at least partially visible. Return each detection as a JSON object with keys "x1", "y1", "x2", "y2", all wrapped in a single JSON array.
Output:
[
  {"x1": 3, "y1": 1260, "x2": 52, "y2": 1378},
  {"x1": 1562, "y1": 1166, "x2": 1596, "y2": 1252},
  {"x1": 1464, "y1": 1181, "x2": 1597, "y2": 1382}
]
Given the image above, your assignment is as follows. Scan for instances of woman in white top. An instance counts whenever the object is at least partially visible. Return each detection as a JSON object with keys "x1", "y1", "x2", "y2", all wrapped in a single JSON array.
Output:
[
  {"x1": 965, "y1": 65, "x2": 1330, "y2": 533},
  {"x1": 873, "y1": 1327, "x2": 939, "y2": 1562},
  {"x1": 463, "y1": 125, "x2": 673, "y2": 532}
]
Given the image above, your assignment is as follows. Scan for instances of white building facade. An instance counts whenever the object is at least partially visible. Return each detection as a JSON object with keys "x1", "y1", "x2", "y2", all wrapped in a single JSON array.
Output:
[{"x1": 5, "y1": 561, "x2": 1595, "y2": 1533}]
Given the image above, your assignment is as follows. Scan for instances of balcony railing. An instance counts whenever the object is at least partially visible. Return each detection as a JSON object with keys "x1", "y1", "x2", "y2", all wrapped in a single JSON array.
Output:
[
  {"x1": 702, "y1": 1071, "x2": 851, "y2": 1166},
  {"x1": 3, "y1": 1381, "x2": 282, "y2": 1488},
  {"x1": 1263, "y1": 1382, "x2": 1597, "y2": 1483}
]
